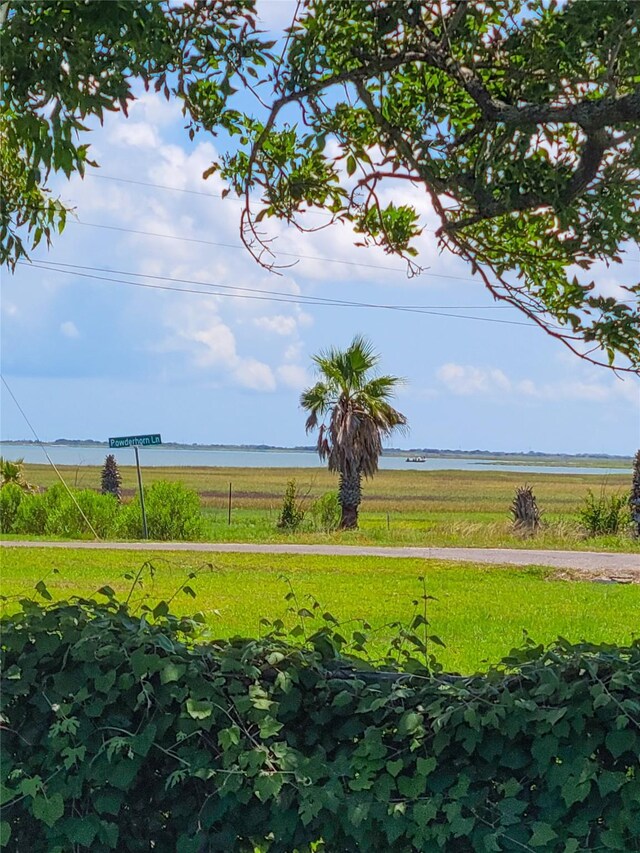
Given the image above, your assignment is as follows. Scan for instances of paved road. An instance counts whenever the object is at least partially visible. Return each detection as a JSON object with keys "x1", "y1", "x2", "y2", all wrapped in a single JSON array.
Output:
[{"x1": 2, "y1": 540, "x2": 638, "y2": 578}]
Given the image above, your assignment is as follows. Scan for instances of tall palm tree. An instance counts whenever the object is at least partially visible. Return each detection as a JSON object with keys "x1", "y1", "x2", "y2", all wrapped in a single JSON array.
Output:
[{"x1": 301, "y1": 336, "x2": 407, "y2": 529}]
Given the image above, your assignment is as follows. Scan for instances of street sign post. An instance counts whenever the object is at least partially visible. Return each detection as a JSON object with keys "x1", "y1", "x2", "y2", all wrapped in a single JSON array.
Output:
[{"x1": 108, "y1": 434, "x2": 162, "y2": 539}]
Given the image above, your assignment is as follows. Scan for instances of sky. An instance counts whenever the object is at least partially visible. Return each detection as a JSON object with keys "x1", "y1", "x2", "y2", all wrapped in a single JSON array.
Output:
[{"x1": 1, "y1": 3, "x2": 639, "y2": 456}]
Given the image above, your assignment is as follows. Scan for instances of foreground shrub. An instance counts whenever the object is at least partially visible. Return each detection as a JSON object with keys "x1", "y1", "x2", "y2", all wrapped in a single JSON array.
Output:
[
  {"x1": 276, "y1": 479, "x2": 305, "y2": 531},
  {"x1": 1, "y1": 594, "x2": 638, "y2": 852},
  {"x1": 579, "y1": 487, "x2": 629, "y2": 536},
  {"x1": 8, "y1": 484, "x2": 119, "y2": 538},
  {"x1": 12, "y1": 491, "x2": 48, "y2": 535},
  {"x1": 117, "y1": 479, "x2": 204, "y2": 540},
  {"x1": 43, "y1": 484, "x2": 120, "y2": 538},
  {"x1": 0, "y1": 483, "x2": 24, "y2": 532},
  {"x1": 309, "y1": 490, "x2": 341, "y2": 532}
]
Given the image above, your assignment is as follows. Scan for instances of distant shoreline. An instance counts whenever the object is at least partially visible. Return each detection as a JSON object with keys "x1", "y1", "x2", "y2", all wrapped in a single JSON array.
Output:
[{"x1": 0, "y1": 439, "x2": 632, "y2": 466}]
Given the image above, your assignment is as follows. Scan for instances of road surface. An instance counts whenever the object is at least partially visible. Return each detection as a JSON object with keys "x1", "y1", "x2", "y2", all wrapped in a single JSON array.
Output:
[{"x1": 1, "y1": 540, "x2": 638, "y2": 580}]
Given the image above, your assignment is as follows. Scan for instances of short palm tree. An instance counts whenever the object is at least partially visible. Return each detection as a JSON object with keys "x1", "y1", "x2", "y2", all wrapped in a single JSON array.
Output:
[
  {"x1": 0, "y1": 457, "x2": 34, "y2": 492},
  {"x1": 301, "y1": 336, "x2": 407, "y2": 529},
  {"x1": 101, "y1": 454, "x2": 122, "y2": 502}
]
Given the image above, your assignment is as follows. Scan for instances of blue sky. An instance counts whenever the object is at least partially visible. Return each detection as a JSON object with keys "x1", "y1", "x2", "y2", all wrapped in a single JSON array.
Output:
[{"x1": 1, "y1": 3, "x2": 639, "y2": 455}]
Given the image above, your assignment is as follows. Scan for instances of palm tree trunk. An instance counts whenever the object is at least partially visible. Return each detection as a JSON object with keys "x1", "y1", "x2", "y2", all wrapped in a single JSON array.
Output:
[{"x1": 339, "y1": 470, "x2": 361, "y2": 529}]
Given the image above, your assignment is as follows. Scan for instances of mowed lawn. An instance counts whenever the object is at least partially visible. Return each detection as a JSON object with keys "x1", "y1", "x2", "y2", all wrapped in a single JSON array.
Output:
[{"x1": 2, "y1": 547, "x2": 638, "y2": 673}]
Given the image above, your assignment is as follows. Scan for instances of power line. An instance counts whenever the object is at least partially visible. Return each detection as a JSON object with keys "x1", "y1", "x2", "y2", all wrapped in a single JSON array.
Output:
[
  {"x1": 20, "y1": 260, "x2": 538, "y2": 327},
  {"x1": 70, "y1": 218, "x2": 482, "y2": 281},
  {"x1": 34, "y1": 259, "x2": 517, "y2": 310},
  {"x1": 88, "y1": 172, "x2": 233, "y2": 202},
  {"x1": 0, "y1": 375, "x2": 101, "y2": 540},
  {"x1": 30, "y1": 216, "x2": 640, "y2": 302},
  {"x1": 84, "y1": 172, "x2": 640, "y2": 264}
]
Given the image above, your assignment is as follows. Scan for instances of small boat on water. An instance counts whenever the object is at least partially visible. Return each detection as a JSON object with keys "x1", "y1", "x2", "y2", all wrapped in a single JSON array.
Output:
[{"x1": 406, "y1": 456, "x2": 427, "y2": 463}]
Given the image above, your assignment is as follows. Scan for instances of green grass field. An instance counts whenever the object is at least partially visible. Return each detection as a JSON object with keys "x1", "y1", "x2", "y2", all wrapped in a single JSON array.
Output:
[
  {"x1": 2, "y1": 547, "x2": 638, "y2": 673},
  {"x1": 10, "y1": 463, "x2": 637, "y2": 551}
]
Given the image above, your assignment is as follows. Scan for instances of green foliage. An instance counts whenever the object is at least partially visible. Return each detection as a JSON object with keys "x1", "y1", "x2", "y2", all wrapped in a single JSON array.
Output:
[
  {"x1": 1, "y1": 586, "x2": 639, "y2": 852},
  {"x1": 43, "y1": 484, "x2": 120, "y2": 539},
  {"x1": 5, "y1": 3, "x2": 638, "y2": 366},
  {"x1": 276, "y1": 479, "x2": 305, "y2": 531},
  {"x1": 5, "y1": 480, "x2": 203, "y2": 540},
  {"x1": 579, "y1": 488, "x2": 630, "y2": 537},
  {"x1": 0, "y1": 0, "x2": 271, "y2": 268},
  {"x1": 0, "y1": 483, "x2": 24, "y2": 532},
  {"x1": 8, "y1": 484, "x2": 118, "y2": 538},
  {"x1": 220, "y1": 0, "x2": 639, "y2": 370},
  {"x1": 12, "y1": 491, "x2": 48, "y2": 536},
  {"x1": 309, "y1": 491, "x2": 341, "y2": 532},
  {"x1": 117, "y1": 480, "x2": 205, "y2": 540}
]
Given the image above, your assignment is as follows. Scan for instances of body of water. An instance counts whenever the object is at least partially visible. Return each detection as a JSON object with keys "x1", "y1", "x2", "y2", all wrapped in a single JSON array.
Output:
[{"x1": 0, "y1": 443, "x2": 630, "y2": 476}]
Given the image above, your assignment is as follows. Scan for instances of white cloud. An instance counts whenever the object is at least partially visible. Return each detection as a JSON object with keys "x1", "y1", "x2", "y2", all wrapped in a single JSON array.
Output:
[
  {"x1": 189, "y1": 320, "x2": 238, "y2": 368},
  {"x1": 437, "y1": 363, "x2": 511, "y2": 395},
  {"x1": 127, "y1": 90, "x2": 182, "y2": 127},
  {"x1": 436, "y1": 362, "x2": 640, "y2": 406},
  {"x1": 41, "y1": 102, "x2": 318, "y2": 400},
  {"x1": 546, "y1": 381, "x2": 609, "y2": 402},
  {"x1": 276, "y1": 364, "x2": 309, "y2": 390},
  {"x1": 283, "y1": 342, "x2": 304, "y2": 364},
  {"x1": 517, "y1": 378, "x2": 633, "y2": 403},
  {"x1": 60, "y1": 321, "x2": 80, "y2": 339},
  {"x1": 256, "y1": 0, "x2": 297, "y2": 31},
  {"x1": 157, "y1": 300, "x2": 278, "y2": 392},
  {"x1": 109, "y1": 122, "x2": 160, "y2": 150},
  {"x1": 296, "y1": 309, "x2": 314, "y2": 327},
  {"x1": 254, "y1": 315, "x2": 298, "y2": 336},
  {"x1": 233, "y1": 359, "x2": 276, "y2": 391}
]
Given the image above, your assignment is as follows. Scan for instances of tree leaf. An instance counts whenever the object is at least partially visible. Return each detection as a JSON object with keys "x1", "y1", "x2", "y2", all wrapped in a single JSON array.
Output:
[
  {"x1": 32, "y1": 792, "x2": 64, "y2": 827},
  {"x1": 186, "y1": 698, "x2": 213, "y2": 720}
]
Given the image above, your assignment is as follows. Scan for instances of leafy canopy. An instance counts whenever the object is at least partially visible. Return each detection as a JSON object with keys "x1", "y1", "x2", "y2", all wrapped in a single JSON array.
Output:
[
  {"x1": 0, "y1": 0, "x2": 271, "y2": 267},
  {"x1": 2, "y1": 0, "x2": 639, "y2": 371},
  {"x1": 219, "y1": 0, "x2": 640, "y2": 372}
]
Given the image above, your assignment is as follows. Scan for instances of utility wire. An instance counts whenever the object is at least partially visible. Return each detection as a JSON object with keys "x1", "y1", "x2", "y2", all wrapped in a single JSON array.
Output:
[
  {"x1": 34, "y1": 259, "x2": 518, "y2": 310},
  {"x1": 88, "y1": 172, "x2": 233, "y2": 202},
  {"x1": 0, "y1": 375, "x2": 101, "y2": 540},
  {"x1": 70, "y1": 218, "x2": 480, "y2": 280},
  {"x1": 35, "y1": 216, "x2": 640, "y2": 300},
  {"x1": 59, "y1": 222, "x2": 640, "y2": 309},
  {"x1": 85, "y1": 172, "x2": 640, "y2": 263},
  {"x1": 20, "y1": 260, "x2": 538, "y2": 327}
]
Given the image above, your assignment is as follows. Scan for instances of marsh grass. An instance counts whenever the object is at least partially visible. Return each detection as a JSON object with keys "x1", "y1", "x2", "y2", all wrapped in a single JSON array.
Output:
[
  {"x1": 194, "y1": 508, "x2": 635, "y2": 552},
  {"x1": 10, "y1": 464, "x2": 637, "y2": 552}
]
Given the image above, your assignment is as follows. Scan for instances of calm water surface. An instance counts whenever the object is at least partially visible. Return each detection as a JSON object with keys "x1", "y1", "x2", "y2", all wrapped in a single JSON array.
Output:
[{"x1": 0, "y1": 443, "x2": 630, "y2": 476}]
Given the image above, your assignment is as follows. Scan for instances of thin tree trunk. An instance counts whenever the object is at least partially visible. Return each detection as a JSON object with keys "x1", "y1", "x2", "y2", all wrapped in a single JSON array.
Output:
[{"x1": 339, "y1": 470, "x2": 361, "y2": 529}]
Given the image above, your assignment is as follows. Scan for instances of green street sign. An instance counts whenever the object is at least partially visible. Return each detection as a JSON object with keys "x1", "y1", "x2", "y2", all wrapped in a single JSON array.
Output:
[{"x1": 108, "y1": 434, "x2": 162, "y2": 449}]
